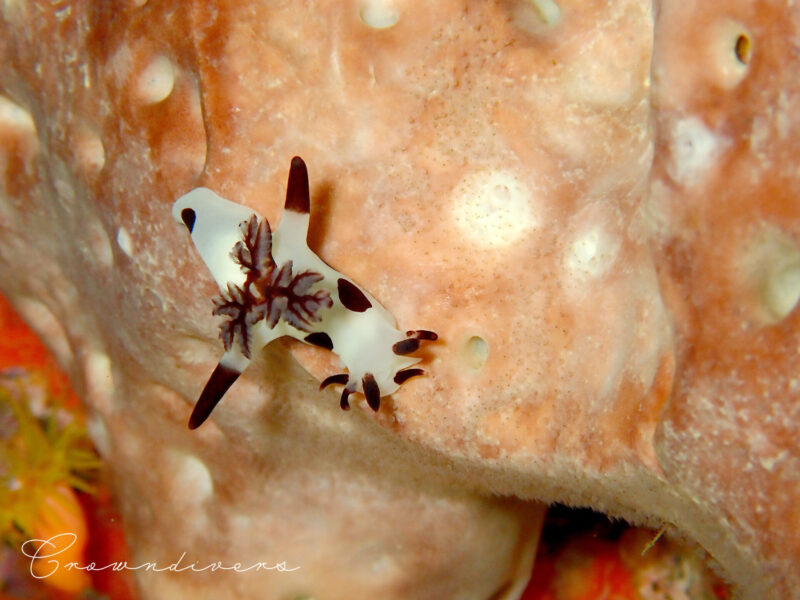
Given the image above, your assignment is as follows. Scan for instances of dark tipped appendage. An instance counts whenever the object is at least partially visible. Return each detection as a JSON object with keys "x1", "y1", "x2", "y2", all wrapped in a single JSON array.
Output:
[
  {"x1": 337, "y1": 278, "x2": 372, "y2": 312},
  {"x1": 392, "y1": 338, "x2": 420, "y2": 356},
  {"x1": 188, "y1": 363, "x2": 242, "y2": 429},
  {"x1": 362, "y1": 373, "x2": 380, "y2": 411},
  {"x1": 340, "y1": 388, "x2": 352, "y2": 410},
  {"x1": 407, "y1": 329, "x2": 438, "y2": 341},
  {"x1": 320, "y1": 373, "x2": 349, "y2": 390},
  {"x1": 285, "y1": 156, "x2": 310, "y2": 214},
  {"x1": 181, "y1": 208, "x2": 196, "y2": 233},
  {"x1": 304, "y1": 331, "x2": 334, "y2": 351},
  {"x1": 394, "y1": 368, "x2": 424, "y2": 385}
]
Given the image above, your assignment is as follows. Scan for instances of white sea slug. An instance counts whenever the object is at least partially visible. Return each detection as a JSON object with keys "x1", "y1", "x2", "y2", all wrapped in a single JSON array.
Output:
[{"x1": 172, "y1": 157, "x2": 437, "y2": 429}]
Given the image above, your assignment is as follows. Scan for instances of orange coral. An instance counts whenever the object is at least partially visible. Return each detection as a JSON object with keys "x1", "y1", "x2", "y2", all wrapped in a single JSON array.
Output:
[
  {"x1": 0, "y1": 295, "x2": 76, "y2": 409},
  {"x1": 25, "y1": 485, "x2": 90, "y2": 593},
  {"x1": 522, "y1": 525, "x2": 731, "y2": 600}
]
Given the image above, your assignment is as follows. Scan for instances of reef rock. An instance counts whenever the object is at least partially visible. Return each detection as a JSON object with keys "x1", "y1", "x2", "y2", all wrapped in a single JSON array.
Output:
[{"x1": 0, "y1": 0, "x2": 797, "y2": 598}]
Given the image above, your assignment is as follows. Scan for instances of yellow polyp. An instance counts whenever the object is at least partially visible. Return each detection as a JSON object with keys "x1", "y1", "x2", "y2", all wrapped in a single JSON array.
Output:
[{"x1": 0, "y1": 374, "x2": 101, "y2": 593}]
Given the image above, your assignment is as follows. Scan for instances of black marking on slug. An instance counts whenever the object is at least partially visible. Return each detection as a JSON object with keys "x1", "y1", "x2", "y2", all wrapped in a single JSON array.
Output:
[
  {"x1": 337, "y1": 278, "x2": 372, "y2": 312},
  {"x1": 214, "y1": 213, "x2": 333, "y2": 359},
  {"x1": 320, "y1": 373, "x2": 349, "y2": 390},
  {"x1": 214, "y1": 283, "x2": 255, "y2": 357},
  {"x1": 407, "y1": 329, "x2": 438, "y2": 341},
  {"x1": 256, "y1": 262, "x2": 332, "y2": 331},
  {"x1": 231, "y1": 215, "x2": 274, "y2": 284},
  {"x1": 394, "y1": 368, "x2": 424, "y2": 385},
  {"x1": 340, "y1": 388, "x2": 352, "y2": 410},
  {"x1": 304, "y1": 331, "x2": 334, "y2": 350},
  {"x1": 392, "y1": 338, "x2": 420, "y2": 355},
  {"x1": 189, "y1": 363, "x2": 241, "y2": 429},
  {"x1": 362, "y1": 373, "x2": 380, "y2": 411},
  {"x1": 285, "y1": 156, "x2": 310, "y2": 214},
  {"x1": 181, "y1": 208, "x2": 196, "y2": 233}
]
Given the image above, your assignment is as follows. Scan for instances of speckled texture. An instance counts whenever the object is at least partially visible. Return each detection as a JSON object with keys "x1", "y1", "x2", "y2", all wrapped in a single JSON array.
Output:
[{"x1": 0, "y1": 1, "x2": 797, "y2": 598}]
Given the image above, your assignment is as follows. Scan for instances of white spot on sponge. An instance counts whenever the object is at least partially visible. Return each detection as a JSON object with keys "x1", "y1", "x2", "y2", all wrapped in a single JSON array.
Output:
[
  {"x1": 563, "y1": 203, "x2": 622, "y2": 284},
  {"x1": 667, "y1": 116, "x2": 726, "y2": 187},
  {"x1": 137, "y1": 55, "x2": 175, "y2": 104},
  {"x1": 169, "y1": 452, "x2": 214, "y2": 502},
  {"x1": 463, "y1": 335, "x2": 489, "y2": 371},
  {"x1": 529, "y1": 0, "x2": 561, "y2": 26},
  {"x1": 764, "y1": 264, "x2": 800, "y2": 323},
  {"x1": 451, "y1": 170, "x2": 537, "y2": 248},
  {"x1": 116, "y1": 227, "x2": 134, "y2": 258},
  {"x1": 511, "y1": 0, "x2": 561, "y2": 34},
  {"x1": 0, "y1": 95, "x2": 35, "y2": 132},
  {"x1": 359, "y1": 0, "x2": 399, "y2": 29},
  {"x1": 565, "y1": 227, "x2": 620, "y2": 282},
  {"x1": 740, "y1": 227, "x2": 800, "y2": 324},
  {"x1": 85, "y1": 351, "x2": 115, "y2": 413}
]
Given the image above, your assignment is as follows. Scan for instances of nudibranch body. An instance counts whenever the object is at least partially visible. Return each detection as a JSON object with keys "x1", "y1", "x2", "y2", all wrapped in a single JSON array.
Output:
[{"x1": 172, "y1": 157, "x2": 436, "y2": 429}]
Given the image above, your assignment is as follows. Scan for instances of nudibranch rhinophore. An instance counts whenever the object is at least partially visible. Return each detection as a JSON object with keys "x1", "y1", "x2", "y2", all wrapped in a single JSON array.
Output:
[{"x1": 172, "y1": 157, "x2": 437, "y2": 429}]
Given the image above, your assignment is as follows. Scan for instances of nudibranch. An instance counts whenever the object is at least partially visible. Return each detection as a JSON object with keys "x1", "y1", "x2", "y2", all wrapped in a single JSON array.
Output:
[{"x1": 172, "y1": 157, "x2": 437, "y2": 429}]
